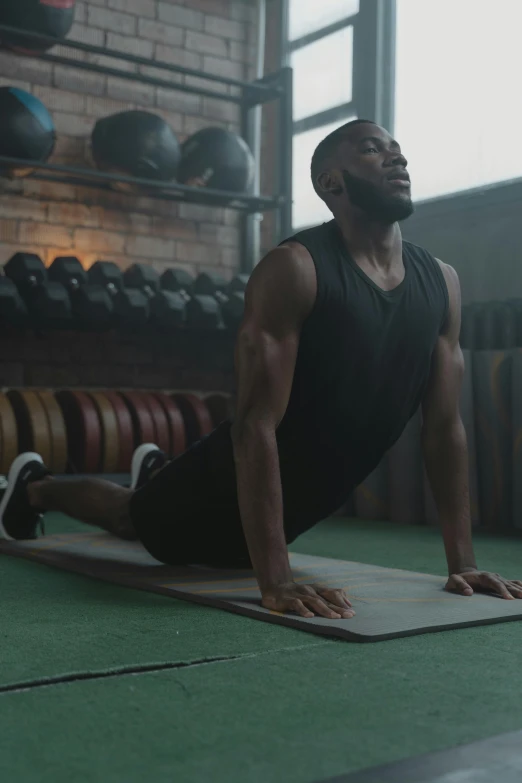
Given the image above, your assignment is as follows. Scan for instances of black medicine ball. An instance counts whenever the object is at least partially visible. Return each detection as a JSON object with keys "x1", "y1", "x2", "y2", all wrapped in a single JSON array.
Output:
[
  {"x1": 91, "y1": 111, "x2": 181, "y2": 188},
  {"x1": 0, "y1": 87, "x2": 55, "y2": 177},
  {"x1": 0, "y1": 0, "x2": 76, "y2": 54},
  {"x1": 177, "y1": 127, "x2": 255, "y2": 193}
]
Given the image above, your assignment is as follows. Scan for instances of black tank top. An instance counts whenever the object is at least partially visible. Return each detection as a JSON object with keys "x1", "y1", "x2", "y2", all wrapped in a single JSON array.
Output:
[{"x1": 204, "y1": 219, "x2": 448, "y2": 537}]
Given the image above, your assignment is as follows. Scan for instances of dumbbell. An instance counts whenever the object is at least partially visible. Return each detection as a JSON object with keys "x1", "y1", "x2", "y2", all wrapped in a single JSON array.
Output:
[
  {"x1": 228, "y1": 274, "x2": 249, "y2": 294},
  {"x1": 160, "y1": 266, "x2": 220, "y2": 330},
  {"x1": 193, "y1": 271, "x2": 247, "y2": 330},
  {"x1": 49, "y1": 255, "x2": 115, "y2": 332},
  {"x1": 0, "y1": 275, "x2": 28, "y2": 329},
  {"x1": 4, "y1": 252, "x2": 72, "y2": 330},
  {"x1": 223, "y1": 274, "x2": 248, "y2": 329},
  {"x1": 123, "y1": 263, "x2": 186, "y2": 331},
  {"x1": 160, "y1": 268, "x2": 194, "y2": 302},
  {"x1": 88, "y1": 261, "x2": 149, "y2": 331}
]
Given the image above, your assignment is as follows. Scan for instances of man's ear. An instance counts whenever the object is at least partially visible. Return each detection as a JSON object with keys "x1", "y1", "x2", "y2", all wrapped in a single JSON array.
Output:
[{"x1": 316, "y1": 170, "x2": 343, "y2": 196}]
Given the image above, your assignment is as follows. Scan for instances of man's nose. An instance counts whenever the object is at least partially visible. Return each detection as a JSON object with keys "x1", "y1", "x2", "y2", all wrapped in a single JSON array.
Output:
[{"x1": 387, "y1": 151, "x2": 408, "y2": 168}]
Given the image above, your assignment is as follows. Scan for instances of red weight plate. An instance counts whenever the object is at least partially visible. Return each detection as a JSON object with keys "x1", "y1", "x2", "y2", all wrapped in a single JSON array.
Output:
[
  {"x1": 171, "y1": 393, "x2": 213, "y2": 447},
  {"x1": 0, "y1": 392, "x2": 18, "y2": 473},
  {"x1": 140, "y1": 393, "x2": 170, "y2": 454},
  {"x1": 118, "y1": 391, "x2": 155, "y2": 446},
  {"x1": 204, "y1": 393, "x2": 233, "y2": 428},
  {"x1": 102, "y1": 390, "x2": 135, "y2": 472},
  {"x1": 55, "y1": 390, "x2": 102, "y2": 473},
  {"x1": 150, "y1": 392, "x2": 186, "y2": 458},
  {"x1": 7, "y1": 390, "x2": 52, "y2": 467}
]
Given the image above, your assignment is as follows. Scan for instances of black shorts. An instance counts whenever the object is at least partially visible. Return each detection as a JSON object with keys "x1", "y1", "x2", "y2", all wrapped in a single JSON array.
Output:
[
  {"x1": 129, "y1": 434, "x2": 251, "y2": 568},
  {"x1": 129, "y1": 421, "x2": 357, "y2": 568}
]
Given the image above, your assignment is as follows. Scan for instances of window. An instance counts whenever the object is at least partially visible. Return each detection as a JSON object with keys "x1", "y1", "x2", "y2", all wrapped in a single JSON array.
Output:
[
  {"x1": 293, "y1": 119, "x2": 356, "y2": 229},
  {"x1": 395, "y1": 0, "x2": 522, "y2": 201},
  {"x1": 288, "y1": 0, "x2": 359, "y2": 41},
  {"x1": 291, "y1": 26, "x2": 354, "y2": 122},
  {"x1": 285, "y1": 0, "x2": 360, "y2": 229}
]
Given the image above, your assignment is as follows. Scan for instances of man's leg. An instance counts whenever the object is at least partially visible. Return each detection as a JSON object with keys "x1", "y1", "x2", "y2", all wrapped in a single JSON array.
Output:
[
  {"x1": 0, "y1": 446, "x2": 167, "y2": 542},
  {"x1": 28, "y1": 477, "x2": 136, "y2": 540}
]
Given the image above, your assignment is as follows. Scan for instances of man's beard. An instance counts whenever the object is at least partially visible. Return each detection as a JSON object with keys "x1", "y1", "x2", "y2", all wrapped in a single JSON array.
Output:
[{"x1": 342, "y1": 170, "x2": 414, "y2": 224}]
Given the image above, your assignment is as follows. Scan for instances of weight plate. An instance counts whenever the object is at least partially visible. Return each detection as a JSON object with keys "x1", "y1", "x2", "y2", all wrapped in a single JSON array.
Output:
[
  {"x1": 37, "y1": 389, "x2": 68, "y2": 473},
  {"x1": 150, "y1": 392, "x2": 186, "y2": 457},
  {"x1": 55, "y1": 390, "x2": 102, "y2": 473},
  {"x1": 119, "y1": 391, "x2": 155, "y2": 446},
  {"x1": 171, "y1": 393, "x2": 213, "y2": 447},
  {"x1": 0, "y1": 392, "x2": 18, "y2": 473},
  {"x1": 102, "y1": 390, "x2": 135, "y2": 472},
  {"x1": 7, "y1": 390, "x2": 52, "y2": 467},
  {"x1": 140, "y1": 392, "x2": 170, "y2": 454},
  {"x1": 88, "y1": 391, "x2": 120, "y2": 474}
]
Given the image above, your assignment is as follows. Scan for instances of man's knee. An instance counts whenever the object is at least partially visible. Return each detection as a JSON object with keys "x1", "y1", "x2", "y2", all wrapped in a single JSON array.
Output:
[{"x1": 112, "y1": 515, "x2": 138, "y2": 540}]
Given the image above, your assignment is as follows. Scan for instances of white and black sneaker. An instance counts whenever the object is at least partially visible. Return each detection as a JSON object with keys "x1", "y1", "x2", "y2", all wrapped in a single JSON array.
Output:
[
  {"x1": 130, "y1": 444, "x2": 167, "y2": 491},
  {"x1": 0, "y1": 453, "x2": 51, "y2": 540}
]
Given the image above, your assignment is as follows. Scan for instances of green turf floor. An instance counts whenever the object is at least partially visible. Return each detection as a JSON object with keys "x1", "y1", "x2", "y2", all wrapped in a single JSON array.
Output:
[{"x1": 1, "y1": 513, "x2": 522, "y2": 782}]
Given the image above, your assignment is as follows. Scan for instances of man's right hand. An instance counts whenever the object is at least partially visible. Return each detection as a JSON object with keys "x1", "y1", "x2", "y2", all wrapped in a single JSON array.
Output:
[{"x1": 261, "y1": 582, "x2": 356, "y2": 620}]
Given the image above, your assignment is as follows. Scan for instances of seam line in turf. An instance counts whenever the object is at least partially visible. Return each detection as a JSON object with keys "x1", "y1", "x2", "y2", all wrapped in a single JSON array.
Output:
[{"x1": 0, "y1": 641, "x2": 330, "y2": 694}]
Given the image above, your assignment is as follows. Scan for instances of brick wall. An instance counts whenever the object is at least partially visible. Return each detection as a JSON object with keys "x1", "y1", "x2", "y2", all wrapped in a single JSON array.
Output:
[
  {"x1": 0, "y1": 0, "x2": 265, "y2": 277},
  {"x1": 0, "y1": 327, "x2": 236, "y2": 393}
]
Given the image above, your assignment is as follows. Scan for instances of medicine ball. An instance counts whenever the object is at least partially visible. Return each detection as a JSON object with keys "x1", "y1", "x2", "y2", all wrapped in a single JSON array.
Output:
[
  {"x1": 0, "y1": 0, "x2": 76, "y2": 54},
  {"x1": 91, "y1": 111, "x2": 181, "y2": 192},
  {"x1": 0, "y1": 87, "x2": 55, "y2": 177},
  {"x1": 177, "y1": 127, "x2": 255, "y2": 193}
]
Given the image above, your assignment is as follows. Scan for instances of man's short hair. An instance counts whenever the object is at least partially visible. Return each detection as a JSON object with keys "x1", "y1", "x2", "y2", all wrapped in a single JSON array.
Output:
[{"x1": 310, "y1": 119, "x2": 376, "y2": 197}]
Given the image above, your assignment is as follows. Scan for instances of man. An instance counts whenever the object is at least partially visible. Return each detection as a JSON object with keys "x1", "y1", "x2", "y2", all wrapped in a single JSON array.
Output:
[{"x1": 1, "y1": 120, "x2": 521, "y2": 620}]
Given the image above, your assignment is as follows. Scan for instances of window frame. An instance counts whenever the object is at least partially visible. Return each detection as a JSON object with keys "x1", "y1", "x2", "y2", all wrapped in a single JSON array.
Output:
[{"x1": 281, "y1": 0, "x2": 397, "y2": 230}]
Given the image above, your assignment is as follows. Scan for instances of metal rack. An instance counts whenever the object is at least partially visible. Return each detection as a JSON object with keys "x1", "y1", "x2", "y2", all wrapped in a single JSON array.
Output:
[{"x1": 0, "y1": 24, "x2": 293, "y2": 271}]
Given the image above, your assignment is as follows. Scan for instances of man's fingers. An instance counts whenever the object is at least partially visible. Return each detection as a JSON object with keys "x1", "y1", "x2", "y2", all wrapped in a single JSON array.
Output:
[
  {"x1": 290, "y1": 599, "x2": 315, "y2": 618},
  {"x1": 446, "y1": 575, "x2": 473, "y2": 595},
  {"x1": 507, "y1": 581, "x2": 522, "y2": 597},
  {"x1": 325, "y1": 601, "x2": 355, "y2": 618},
  {"x1": 478, "y1": 575, "x2": 514, "y2": 599},
  {"x1": 303, "y1": 597, "x2": 342, "y2": 620},
  {"x1": 316, "y1": 587, "x2": 353, "y2": 609}
]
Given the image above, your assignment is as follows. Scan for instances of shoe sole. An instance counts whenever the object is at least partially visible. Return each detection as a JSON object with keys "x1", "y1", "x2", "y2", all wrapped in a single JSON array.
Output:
[
  {"x1": 130, "y1": 443, "x2": 161, "y2": 491},
  {"x1": 0, "y1": 452, "x2": 43, "y2": 540}
]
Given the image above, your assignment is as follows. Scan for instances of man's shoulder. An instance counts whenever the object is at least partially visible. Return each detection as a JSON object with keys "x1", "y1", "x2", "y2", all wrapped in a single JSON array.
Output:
[
  {"x1": 402, "y1": 238, "x2": 432, "y2": 257},
  {"x1": 280, "y1": 220, "x2": 333, "y2": 247},
  {"x1": 402, "y1": 239, "x2": 446, "y2": 271}
]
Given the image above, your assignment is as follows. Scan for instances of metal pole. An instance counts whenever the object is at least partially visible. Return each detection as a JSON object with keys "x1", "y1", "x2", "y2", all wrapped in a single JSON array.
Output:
[
  {"x1": 278, "y1": 0, "x2": 293, "y2": 241},
  {"x1": 240, "y1": 101, "x2": 255, "y2": 272},
  {"x1": 278, "y1": 66, "x2": 293, "y2": 242},
  {"x1": 240, "y1": 0, "x2": 266, "y2": 274},
  {"x1": 251, "y1": 0, "x2": 267, "y2": 267}
]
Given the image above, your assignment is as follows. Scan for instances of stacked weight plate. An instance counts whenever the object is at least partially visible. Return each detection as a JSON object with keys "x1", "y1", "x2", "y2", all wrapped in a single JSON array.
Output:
[{"x1": 0, "y1": 389, "x2": 233, "y2": 475}]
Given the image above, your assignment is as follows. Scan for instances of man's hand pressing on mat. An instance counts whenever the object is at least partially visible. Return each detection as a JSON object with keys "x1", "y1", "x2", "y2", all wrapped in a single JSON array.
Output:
[
  {"x1": 445, "y1": 571, "x2": 522, "y2": 600},
  {"x1": 261, "y1": 582, "x2": 355, "y2": 619},
  {"x1": 420, "y1": 266, "x2": 522, "y2": 600}
]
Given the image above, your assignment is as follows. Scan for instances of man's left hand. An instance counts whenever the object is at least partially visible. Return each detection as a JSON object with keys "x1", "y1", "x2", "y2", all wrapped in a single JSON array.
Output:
[{"x1": 445, "y1": 570, "x2": 522, "y2": 599}]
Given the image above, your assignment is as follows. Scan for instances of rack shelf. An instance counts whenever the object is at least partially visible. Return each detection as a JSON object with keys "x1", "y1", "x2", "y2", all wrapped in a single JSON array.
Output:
[{"x1": 0, "y1": 156, "x2": 283, "y2": 213}]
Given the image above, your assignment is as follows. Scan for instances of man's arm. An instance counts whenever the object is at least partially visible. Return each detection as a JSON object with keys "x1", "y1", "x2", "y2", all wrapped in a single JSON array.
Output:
[
  {"x1": 422, "y1": 262, "x2": 522, "y2": 599},
  {"x1": 421, "y1": 263, "x2": 476, "y2": 576},
  {"x1": 231, "y1": 243, "x2": 354, "y2": 620}
]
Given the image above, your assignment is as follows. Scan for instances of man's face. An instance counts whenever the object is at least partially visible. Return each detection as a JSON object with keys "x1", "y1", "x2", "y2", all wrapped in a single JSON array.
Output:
[{"x1": 334, "y1": 123, "x2": 413, "y2": 223}]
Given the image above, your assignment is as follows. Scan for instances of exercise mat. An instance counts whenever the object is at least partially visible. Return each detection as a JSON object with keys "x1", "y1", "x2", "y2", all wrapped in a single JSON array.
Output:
[{"x1": 1, "y1": 532, "x2": 522, "y2": 642}]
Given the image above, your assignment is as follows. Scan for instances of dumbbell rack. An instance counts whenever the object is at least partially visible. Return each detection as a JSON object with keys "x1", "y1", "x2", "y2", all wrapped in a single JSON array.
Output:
[{"x1": 0, "y1": 23, "x2": 293, "y2": 272}]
